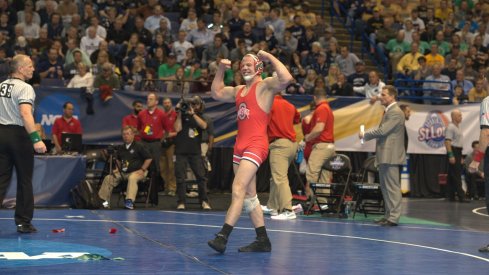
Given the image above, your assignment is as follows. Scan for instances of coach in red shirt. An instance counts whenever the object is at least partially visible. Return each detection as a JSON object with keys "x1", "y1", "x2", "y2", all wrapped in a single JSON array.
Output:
[
  {"x1": 264, "y1": 94, "x2": 300, "y2": 220},
  {"x1": 304, "y1": 88, "x2": 335, "y2": 186},
  {"x1": 137, "y1": 92, "x2": 171, "y2": 178},
  {"x1": 52, "y1": 101, "x2": 83, "y2": 153},
  {"x1": 122, "y1": 100, "x2": 143, "y2": 141}
]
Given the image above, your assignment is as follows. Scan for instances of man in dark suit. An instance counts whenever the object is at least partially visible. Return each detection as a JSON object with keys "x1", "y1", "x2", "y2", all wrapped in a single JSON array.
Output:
[{"x1": 360, "y1": 85, "x2": 406, "y2": 226}]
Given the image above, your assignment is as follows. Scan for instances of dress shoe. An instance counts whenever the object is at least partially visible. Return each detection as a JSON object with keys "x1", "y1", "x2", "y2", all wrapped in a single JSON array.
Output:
[
  {"x1": 17, "y1": 224, "x2": 38, "y2": 233},
  {"x1": 458, "y1": 198, "x2": 470, "y2": 203},
  {"x1": 374, "y1": 218, "x2": 387, "y2": 224},
  {"x1": 479, "y1": 244, "x2": 489, "y2": 253},
  {"x1": 379, "y1": 220, "x2": 398, "y2": 227}
]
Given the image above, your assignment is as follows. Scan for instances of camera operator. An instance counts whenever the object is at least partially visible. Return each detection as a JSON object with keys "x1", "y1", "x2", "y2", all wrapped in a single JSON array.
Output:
[
  {"x1": 98, "y1": 126, "x2": 153, "y2": 209},
  {"x1": 191, "y1": 95, "x2": 214, "y2": 171},
  {"x1": 174, "y1": 97, "x2": 211, "y2": 210}
]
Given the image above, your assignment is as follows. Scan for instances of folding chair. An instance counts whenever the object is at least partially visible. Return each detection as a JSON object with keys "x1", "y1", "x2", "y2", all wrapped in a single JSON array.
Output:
[
  {"x1": 117, "y1": 173, "x2": 153, "y2": 208},
  {"x1": 309, "y1": 154, "x2": 352, "y2": 217},
  {"x1": 352, "y1": 156, "x2": 385, "y2": 218}
]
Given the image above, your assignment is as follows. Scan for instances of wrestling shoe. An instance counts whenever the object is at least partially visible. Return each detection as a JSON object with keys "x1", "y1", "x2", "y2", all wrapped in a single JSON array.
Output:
[
  {"x1": 208, "y1": 233, "x2": 228, "y2": 253},
  {"x1": 102, "y1": 201, "x2": 110, "y2": 209},
  {"x1": 238, "y1": 237, "x2": 271, "y2": 252},
  {"x1": 177, "y1": 203, "x2": 186, "y2": 210},
  {"x1": 202, "y1": 201, "x2": 212, "y2": 210}
]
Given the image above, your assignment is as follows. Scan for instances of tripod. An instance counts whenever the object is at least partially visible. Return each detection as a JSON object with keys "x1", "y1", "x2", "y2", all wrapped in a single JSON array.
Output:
[{"x1": 98, "y1": 147, "x2": 126, "y2": 204}]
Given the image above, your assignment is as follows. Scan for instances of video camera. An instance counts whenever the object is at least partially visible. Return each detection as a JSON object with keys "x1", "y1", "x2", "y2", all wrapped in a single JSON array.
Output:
[
  {"x1": 176, "y1": 97, "x2": 194, "y2": 114},
  {"x1": 106, "y1": 144, "x2": 118, "y2": 156}
]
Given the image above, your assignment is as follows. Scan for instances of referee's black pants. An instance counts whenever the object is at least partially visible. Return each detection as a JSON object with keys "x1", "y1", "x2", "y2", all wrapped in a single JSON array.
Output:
[{"x1": 0, "y1": 125, "x2": 34, "y2": 225}]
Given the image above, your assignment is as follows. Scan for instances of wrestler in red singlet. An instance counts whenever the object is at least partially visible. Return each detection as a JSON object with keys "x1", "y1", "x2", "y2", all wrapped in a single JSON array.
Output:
[{"x1": 233, "y1": 81, "x2": 270, "y2": 167}]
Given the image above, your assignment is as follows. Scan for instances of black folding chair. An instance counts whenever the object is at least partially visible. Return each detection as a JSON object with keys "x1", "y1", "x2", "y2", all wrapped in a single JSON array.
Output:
[
  {"x1": 309, "y1": 154, "x2": 352, "y2": 217},
  {"x1": 352, "y1": 156, "x2": 385, "y2": 218}
]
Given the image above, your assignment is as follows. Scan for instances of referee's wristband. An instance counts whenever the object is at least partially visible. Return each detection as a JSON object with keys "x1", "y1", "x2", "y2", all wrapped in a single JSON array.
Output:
[
  {"x1": 29, "y1": 131, "x2": 42, "y2": 144},
  {"x1": 474, "y1": 150, "x2": 485, "y2": 162}
]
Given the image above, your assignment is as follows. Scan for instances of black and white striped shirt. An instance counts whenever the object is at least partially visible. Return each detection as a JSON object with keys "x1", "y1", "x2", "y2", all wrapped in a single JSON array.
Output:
[{"x1": 0, "y1": 78, "x2": 35, "y2": 126}]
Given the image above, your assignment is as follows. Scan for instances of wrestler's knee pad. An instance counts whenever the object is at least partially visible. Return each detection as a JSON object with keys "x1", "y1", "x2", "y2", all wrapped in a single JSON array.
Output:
[{"x1": 242, "y1": 195, "x2": 259, "y2": 214}]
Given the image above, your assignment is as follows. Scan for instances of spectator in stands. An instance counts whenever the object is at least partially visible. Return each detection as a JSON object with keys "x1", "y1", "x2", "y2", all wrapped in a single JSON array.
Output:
[
  {"x1": 410, "y1": 9, "x2": 425, "y2": 33},
  {"x1": 37, "y1": 47, "x2": 63, "y2": 81},
  {"x1": 144, "y1": 5, "x2": 171, "y2": 34},
  {"x1": 187, "y1": 18, "x2": 215, "y2": 59},
  {"x1": 228, "y1": 6, "x2": 245, "y2": 39},
  {"x1": 386, "y1": 30, "x2": 410, "y2": 73},
  {"x1": 94, "y1": 62, "x2": 121, "y2": 92},
  {"x1": 445, "y1": 45, "x2": 466, "y2": 69},
  {"x1": 410, "y1": 31, "x2": 430, "y2": 54},
  {"x1": 85, "y1": 17, "x2": 107, "y2": 41},
  {"x1": 297, "y1": 27, "x2": 316, "y2": 57},
  {"x1": 287, "y1": 15, "x2": 306, "y2": 40},
  {"x1": 18, "y1": 1, "x2": 40, "y2": 25},
  {"x1": 451, "y1": 70, "x2": 474, "y2": 95},
  {"x1": 277, "y1": 29, "x2": 298, "y2": 60},
  {"x1": 166, "y1": 67, "x2": 190, "y2": 94},
  {"x1": 326, "y1": 63, "x2": 339, "y2": 90},
  {"x1": 208, "y1": 10, "x2": 224, "y2": 36},
  {"x1": 232, "y1": 21, "x2": 259, "y2": 52},
  {"x1": 239, "y1": 1, "x2": 264, "y2": 27},
  {"x1": 309, "y1": 50, "x2": 328, "y2": 78},
  {"x1": 396, "y1": 42, "x2": 423, "y2": 78},
  {"x1": 107, "y1": 18, "x2": 130, "y2": 58},
  {"x1": 124, "y1": 56, "x2": 147, "y2": 91},
  {"x1": 201, "y1": 34, "x2": 229, "y2": 68},
  {"x1": 180, "y1": 8, "x2": 198, "y2": 33},
  {"x1": 452, "y1": 85, "x2": 468, "y2": 105},
  {"x1": 18, "y1": 11, "x2": 40, "y2": 42},
  {"x1": 98, "y1": 125, "x2": 152, "y2": 210},
  {"x1": 425, "y1": 44, "x2": 445, "y2": 68},
  {"x1": 302, "y1": 69, "x2": 317, "y2": 94},
  {"x1": 265, "y1": 8, "x2": 285, "y2": 43},
  {"x1": 349, "y1": 61, "x2": 369, "y2": 92},
  {"x1": 456, "y1": 23, "x2": 475, "y2": 46},
  {"x1": 133, "y1": 16, "x2": 153, "y2": 46},
  {"x1": 442, "y1": 58, "x2": 459, "y2": 80},
  {"x1": 335, "y1": 46, "x2": 360, "y2": 77},
  {"x1": 463, "y1": 57, "x2": 478, "y2": 84},
  {"x1": 173, "y1": 30, "x2": 194, "y2": 64},
  {"x1": 182, "y1": 48, "x2": 200, "y2": 69},
  {"x1": 66, "y1": 63, "x2": 94, "y2": 93},
  {"x1": 51, "y1": 101, "x2": 83, "y2": 154},
  {"x1": 435, "y1": 0, "x2": 453, "y2": 21},
  {"x1": 44, "y1": 12, "x2": 63, "y2": 40},
  {"x1": 158, "y1": 52, "x2": 181, "y2": 81},
  {"x1": 373, "y1": 17, "x2": 398, "y2": 54},
  {"x1": 64, "y1": 49, "x2": 90, "y2": 80},
  {"x1": 431, "y1": 31, "x2": 451, "y2": 57},
  {"x1": 468, "y1": 78, "x2": 489, "y2": 102},
  {"x1": 363, "y1": 70, "x2": 386, "y2": 103},
  {"x1": 80, "y1": 26, "x2": 104, "y2": 57},
  {"x1": 192, "y1": 67, "x2": 211, "y2": 93},
  {"x1": 402, "y1": 19, "x2": 415, "y2": 44},
  {"x1": 137, "y1": 0, "x2": 159, "y2": 19},
  {"x1": 423, "y1": 64, "x2": 451, "y2": 103},
  {"x1": 263, "y1": 25, "x2": 279, "y2": 55},
  {"x1": 147, "y1": 47, "x2": 166, "y2": 73},
  {"x1": 56, "y1": 0, "x2": 78, "y2": 19},
  {"x1": 154, "y1": 18, "x2": 174, "y2": 44},
  {"x1": 329, "y1": 73, "x2": 354, "y2": 96}
]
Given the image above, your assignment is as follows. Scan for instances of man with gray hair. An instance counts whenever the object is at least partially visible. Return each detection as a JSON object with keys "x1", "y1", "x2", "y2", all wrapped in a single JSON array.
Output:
[{"x1": 0, "y1": 54, "x2": 47, "y2": 233}]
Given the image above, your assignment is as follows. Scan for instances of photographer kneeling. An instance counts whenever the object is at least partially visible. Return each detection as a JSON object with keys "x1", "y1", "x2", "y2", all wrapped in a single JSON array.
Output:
[
  {"x1": 174, "y1": 98, "x2": 211, "y2": 210},
  {"x1": 98, "y1": 126, "x2": 153, "y2": 209}
]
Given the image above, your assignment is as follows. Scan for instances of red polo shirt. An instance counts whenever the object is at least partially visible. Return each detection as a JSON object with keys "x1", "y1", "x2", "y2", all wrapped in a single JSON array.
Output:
[
  {"x1": 267, "y1": 95, "x2": 300, "y2": 142},
  {"x1": 137, "y1": 108, "x2": 171, "y2": 141},
  {"x1": 122, "y1": 113, "x2": 141, "y2": 141},
  {"x1": 52, "y1": 116, "x2": 83, "y2": 144},
  {"x1": 309, "y1": 100, "x2": 334, "y2": 145}
]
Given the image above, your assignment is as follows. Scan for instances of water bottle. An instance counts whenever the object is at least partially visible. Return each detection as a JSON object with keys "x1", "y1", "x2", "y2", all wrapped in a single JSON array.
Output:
[{"x1": 345, "y1": 202, "x2": 351, "y2": 216}]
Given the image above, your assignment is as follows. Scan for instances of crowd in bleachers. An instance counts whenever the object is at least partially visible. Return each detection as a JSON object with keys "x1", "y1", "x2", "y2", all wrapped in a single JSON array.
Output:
[
  {"x1": 341, "y1": 0, "x2": 489, "y2": 104},
  {"x1": 0, "y1": 0, "x2": 355, "y2": 99}
]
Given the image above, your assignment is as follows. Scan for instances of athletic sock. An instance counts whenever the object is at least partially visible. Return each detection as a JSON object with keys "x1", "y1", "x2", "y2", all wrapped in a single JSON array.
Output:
[
  {"x1": 255, "y1": 226, "x2": 268, "y2": 239},
  {"x1": 219, "y1": 223, "x2": 234, "y2": 239}
]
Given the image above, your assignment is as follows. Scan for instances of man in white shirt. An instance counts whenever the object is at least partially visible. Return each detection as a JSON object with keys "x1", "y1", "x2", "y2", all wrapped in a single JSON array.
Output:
[
  {"x1": 80, "y1": 26, "x2": 104, "y2": 56},
  {"x1": 144, "y1": 5, "x2": 171, "y2": 33}
]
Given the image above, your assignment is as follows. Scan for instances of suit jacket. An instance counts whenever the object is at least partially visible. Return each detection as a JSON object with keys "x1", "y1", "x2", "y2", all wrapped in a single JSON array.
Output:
[{"x1": 364, "y1": 102, "x2": 406, "y2": 166}]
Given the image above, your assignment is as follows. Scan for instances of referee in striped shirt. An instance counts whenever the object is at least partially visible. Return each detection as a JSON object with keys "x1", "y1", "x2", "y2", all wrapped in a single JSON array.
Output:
[{"x1": 0, "y1": 54, "x2": 47, "y2": 233}]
